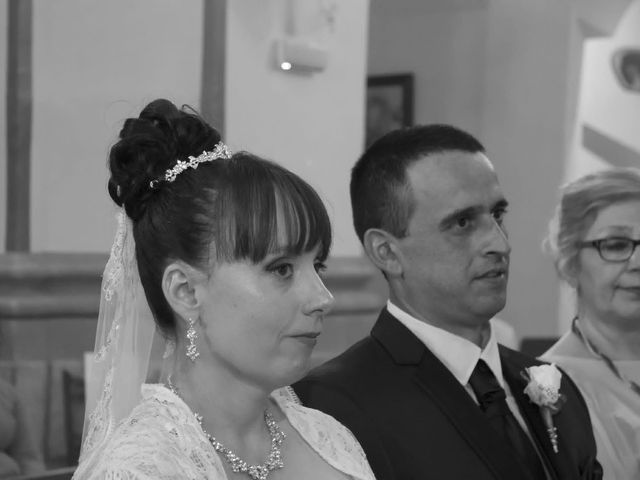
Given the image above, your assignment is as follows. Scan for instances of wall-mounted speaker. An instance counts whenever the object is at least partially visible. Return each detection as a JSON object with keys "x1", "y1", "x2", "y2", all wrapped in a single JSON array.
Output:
[{"x1": 275, "y1": 37, "x2": 328, "y2": 73}]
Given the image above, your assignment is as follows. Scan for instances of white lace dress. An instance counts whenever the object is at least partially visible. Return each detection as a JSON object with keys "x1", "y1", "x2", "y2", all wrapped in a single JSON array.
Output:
[{"x1": 72, "y1": 385, "x2": 375, "y2": 480}]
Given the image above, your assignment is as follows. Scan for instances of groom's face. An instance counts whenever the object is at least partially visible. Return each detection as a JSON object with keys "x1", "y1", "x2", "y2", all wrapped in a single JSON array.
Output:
[{"x1": 394, "y1": 151, "x2": 511, "y2": 330}]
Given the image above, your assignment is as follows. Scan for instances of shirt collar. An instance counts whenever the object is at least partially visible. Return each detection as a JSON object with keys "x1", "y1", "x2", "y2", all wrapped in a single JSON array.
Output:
[{"x1": 387, "y1": 300, "x2": 505, "y2": 388}]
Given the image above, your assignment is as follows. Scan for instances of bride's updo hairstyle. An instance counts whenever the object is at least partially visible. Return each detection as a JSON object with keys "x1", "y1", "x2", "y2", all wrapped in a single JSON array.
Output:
[{"x1": 108, "y1": 99, "x2": 331, "y2": 336}]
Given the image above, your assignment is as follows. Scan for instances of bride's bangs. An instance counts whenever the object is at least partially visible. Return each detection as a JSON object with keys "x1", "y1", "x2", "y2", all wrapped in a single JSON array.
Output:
[
  {"x1": 271, "y1": 176, "x2": 332, "y2": 261},
  {"x1": 212, "y1": 156, "x2": 331, "y2": 264}
]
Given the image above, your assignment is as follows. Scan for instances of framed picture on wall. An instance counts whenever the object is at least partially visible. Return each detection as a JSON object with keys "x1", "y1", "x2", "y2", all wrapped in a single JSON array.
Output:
[{"x1": 366, "y1": 73, "x2": 414, "y2": 148}]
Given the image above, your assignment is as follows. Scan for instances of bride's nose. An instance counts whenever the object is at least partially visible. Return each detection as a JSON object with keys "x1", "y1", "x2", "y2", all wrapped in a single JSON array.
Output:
[{"x1": 303, "y1": 272, "x2": 334, "y2": 317}]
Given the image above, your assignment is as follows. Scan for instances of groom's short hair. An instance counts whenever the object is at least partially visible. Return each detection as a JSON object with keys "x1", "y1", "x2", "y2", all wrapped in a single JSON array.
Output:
[{"x1": 350, "y1": 124, "x2": 485, "y2": 243}]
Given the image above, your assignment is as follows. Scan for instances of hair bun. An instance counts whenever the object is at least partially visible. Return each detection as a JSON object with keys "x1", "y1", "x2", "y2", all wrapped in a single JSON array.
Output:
[{"x1": 107, "y1": 99, "x2": 221, "y2": 221}]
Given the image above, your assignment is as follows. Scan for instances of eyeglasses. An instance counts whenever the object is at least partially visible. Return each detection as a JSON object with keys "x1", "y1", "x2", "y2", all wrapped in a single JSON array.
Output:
[{"x1": 579, "y1": 237, "x2": 640, "y2": 262}]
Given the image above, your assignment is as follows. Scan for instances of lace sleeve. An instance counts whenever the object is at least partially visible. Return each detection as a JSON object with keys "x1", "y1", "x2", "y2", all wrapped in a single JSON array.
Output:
[
  {"x1": 73, "y1": 435, "x2": 191, "y2": 480},
  {"x1": 74, "y1": 386, "x2": 226, "y2": 480},
  {"x1": 82, "y1": 467, "x2": 149, "y2": 480},
  {"x1": 273, "y1": 388, "x2": 376, "y2": 480}
]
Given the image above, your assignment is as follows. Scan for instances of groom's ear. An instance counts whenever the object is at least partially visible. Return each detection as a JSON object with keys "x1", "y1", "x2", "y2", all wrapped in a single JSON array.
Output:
[
  {"x1": 363, "y1": 228, "x2": 404, "y2": 278},
  {"x1": 162, "y1": 261, "x2": 206, "y2": 320}
]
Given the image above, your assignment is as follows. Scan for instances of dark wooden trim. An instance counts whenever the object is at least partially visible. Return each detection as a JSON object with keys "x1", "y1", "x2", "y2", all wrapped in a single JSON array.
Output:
[
  {"x1": 200, "y1": 0, "x2": 226, "y2": 135},
  {"x1": 5, "y1": 0, "x2": 33, "y2": 252}
]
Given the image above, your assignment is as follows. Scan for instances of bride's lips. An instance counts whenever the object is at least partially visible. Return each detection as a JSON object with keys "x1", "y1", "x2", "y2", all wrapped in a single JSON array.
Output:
[{"x1": 288, "y1": 331, "x2": 321, "y2": 346}]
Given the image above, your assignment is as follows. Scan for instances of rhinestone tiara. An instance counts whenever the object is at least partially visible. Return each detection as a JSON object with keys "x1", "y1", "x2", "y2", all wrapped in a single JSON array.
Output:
[{"x1": 149, "y1": 141, "x2": 232, "y2": 189}]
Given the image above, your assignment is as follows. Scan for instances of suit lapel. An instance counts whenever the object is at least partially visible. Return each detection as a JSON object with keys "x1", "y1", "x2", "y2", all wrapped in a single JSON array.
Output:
[
  {"x1": 415, "y1": 347, "x2": 541, "y2": 480},
  {"x1": 372, "y1": 311, "x2": 537, "y2": 480},
  {"x1": 500, "y1": 348, "x2": 577, "y2": 480},
  {"x1": 370, "y1": 309, "x2": 426, "y2": 364}
]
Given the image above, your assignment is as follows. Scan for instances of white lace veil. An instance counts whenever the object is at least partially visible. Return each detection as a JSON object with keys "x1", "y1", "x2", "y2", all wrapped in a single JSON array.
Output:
[{"x1": 77, "y1": 210, "x2": 163, "y2": 465}]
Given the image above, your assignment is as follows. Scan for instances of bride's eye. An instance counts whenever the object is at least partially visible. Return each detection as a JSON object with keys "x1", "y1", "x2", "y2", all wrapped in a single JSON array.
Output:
[
  {"x1": 314, "y1": 261, "x2": 327, "y2": 276},
  {"x1": 270, "y1": 262, "x2": 294, "y2": 280}
]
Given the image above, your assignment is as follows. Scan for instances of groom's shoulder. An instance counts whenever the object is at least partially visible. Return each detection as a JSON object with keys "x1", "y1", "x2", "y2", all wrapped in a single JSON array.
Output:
[
  {"x1": 306, "y1": 334, "x2": 378, "y2": 381},
  {"x1": 295, "y1": 330, "x2": 398, "y2": 404}
]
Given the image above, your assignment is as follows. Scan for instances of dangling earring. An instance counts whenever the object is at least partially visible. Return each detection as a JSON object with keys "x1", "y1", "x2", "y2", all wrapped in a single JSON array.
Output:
[{"x1": 185, "y1": 317, "x2": 200, "y2": 362}]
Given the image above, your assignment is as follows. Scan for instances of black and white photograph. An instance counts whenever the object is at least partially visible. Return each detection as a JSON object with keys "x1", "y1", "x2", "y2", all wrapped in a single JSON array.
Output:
[{"x1": 0, "y1": 1, "x2": 639, "y2": 479}]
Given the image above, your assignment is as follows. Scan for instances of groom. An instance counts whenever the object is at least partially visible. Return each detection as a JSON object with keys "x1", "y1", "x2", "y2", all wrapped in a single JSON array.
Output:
[{"x1": 294, "y1": 125, "x2": 602, "y2": 479}]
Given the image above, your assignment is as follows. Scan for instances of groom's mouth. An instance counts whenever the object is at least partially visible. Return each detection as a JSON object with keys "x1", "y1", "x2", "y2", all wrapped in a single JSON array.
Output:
[{"x1": 475, "y1": 267, "x2": 508, "y2": 285}]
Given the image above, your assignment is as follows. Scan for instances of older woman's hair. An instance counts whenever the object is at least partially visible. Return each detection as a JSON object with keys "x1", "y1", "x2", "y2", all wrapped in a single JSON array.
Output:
[{"x1": 544, "y1": 167, "x2": 640, "y2": 282}]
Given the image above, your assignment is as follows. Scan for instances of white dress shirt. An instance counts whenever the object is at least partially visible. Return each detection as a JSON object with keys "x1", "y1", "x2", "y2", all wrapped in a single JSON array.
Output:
[{"x1": 387, "y1": 300, "x2": 544, "y2": 453}]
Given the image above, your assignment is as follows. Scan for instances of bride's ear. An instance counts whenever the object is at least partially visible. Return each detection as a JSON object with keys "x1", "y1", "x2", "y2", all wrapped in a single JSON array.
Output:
[{"x1": 162, "y1": 261, "x2": 206, "y2": 320}]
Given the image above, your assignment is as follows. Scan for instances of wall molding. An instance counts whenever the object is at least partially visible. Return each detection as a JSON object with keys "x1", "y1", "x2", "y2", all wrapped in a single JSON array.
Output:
[{"x1": 0, "y1": 253, "x2": 383, "y2": 320}]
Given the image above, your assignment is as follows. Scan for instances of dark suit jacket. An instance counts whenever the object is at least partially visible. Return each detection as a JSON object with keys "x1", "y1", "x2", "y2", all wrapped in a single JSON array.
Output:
[{"x1": 294, "y1": 309, "x2": 602, "y2": 480}]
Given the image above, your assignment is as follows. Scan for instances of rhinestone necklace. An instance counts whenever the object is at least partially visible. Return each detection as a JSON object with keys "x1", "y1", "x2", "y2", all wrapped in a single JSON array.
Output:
[{"x1": 165, "y1": 378, "x2": 286, "y2": 480}]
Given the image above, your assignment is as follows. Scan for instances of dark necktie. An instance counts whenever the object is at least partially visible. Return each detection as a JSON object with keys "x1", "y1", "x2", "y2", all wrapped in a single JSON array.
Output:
[{"x1": 469, "y1": 360, "x2": 547, "y2": 479}]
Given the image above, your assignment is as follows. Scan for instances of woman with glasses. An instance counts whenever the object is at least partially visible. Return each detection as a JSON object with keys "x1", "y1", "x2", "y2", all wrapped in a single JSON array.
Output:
[{"x1": 542, "y1": 167, "x2": 640, "y2": 479}]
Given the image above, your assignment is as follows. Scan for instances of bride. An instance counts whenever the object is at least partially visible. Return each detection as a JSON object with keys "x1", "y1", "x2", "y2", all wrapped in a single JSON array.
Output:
[{"x1": 72, "y1": 99, "x2": 375, "y2": 480}]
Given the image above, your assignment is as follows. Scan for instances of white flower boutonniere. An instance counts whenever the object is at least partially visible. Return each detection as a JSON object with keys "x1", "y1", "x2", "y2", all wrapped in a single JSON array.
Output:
[{"x1": 522, "y1": 363, "x2": 566, "y2": 453}]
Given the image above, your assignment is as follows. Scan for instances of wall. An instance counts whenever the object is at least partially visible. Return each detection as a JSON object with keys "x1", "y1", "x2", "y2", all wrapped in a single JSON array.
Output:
[
  {"x1": 225, "y1": 0, "x2": 369, "y2": 256},
  {"x1": 29, "y1": 0, "x2": 203, "y2": 252},
  {"x1": 479, "y1": 0, "x2": 575, "y2": 339},
  {"x1": 368, "y1": 0, "x2": 487, "y2": 136},
  {"x1": 569, "y1": 0, "x2": 640, "y2": 176}
]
